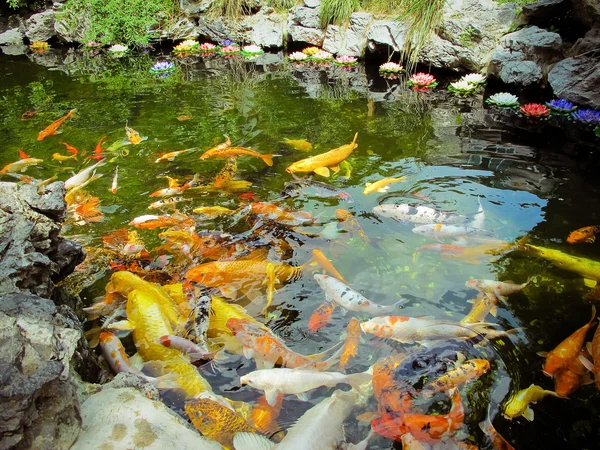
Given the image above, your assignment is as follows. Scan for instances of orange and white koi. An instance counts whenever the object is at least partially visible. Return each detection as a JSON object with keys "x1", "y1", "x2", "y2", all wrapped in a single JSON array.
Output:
[
  {"x1": 308, "y1": 297, "x2": 336, "y2": 332},
  {"x1": 311, "y1": 249, "x2": 346, "y2": 282},
  {"x1": 110, "y1": 166, "x2": 118, "y2": 194},
  {"x1": 340, "y1": 318, "x2": 361, "y2": 369},
  {"x1": 423, "y1": 359, "x2": 490, "y2": 396},
  {"x1": 129, "y1": 214, "x2": 192, "y2": 230},
  {"x1": 158, "y1": 335, "x2": 215, "y2": 362},
  {"x1": 64, "y1": 159, "x2": 106, "y2": 190},
  {"x1": 154, "y1": 148, "x2": 195, "y2": 163},
  {"x1": 37, "y1": 109, "x2": 77, "y2": 141},
  {"x1": 466, "y1": 278, "x2": 530, "y2": 299},
  {"x1": 99, "y1": 331, "x2": 151, "y2": 379}
]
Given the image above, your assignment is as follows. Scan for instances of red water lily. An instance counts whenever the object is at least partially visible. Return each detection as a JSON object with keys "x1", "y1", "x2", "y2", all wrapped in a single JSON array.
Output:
[{"x1": 520, "y1": 103, "x2": 550, "y2": 118}]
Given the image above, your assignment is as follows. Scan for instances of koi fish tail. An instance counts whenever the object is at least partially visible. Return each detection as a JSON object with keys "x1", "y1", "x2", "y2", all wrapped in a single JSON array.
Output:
[
  {"x1": 345, "y1": 372, "x2": 373, "y2": 396},
  {"x1": 513, "y1": 235, "x2": 531, "y2": 253},
  {"x1": 306, "y1": 340, "x2": 344, "y2": 362},
  {"x1": 350, "y1": 132, "x2": 358, "y2": 146},
  {"x1": 261, "y1": 154, "x2": 274, "y2": 167},
  {"x1": 314, "y1": 342, "x2": 346, "y2": 371},
  {"x1": 68, "y1": 108, "x2": 78, "y2": 118}
]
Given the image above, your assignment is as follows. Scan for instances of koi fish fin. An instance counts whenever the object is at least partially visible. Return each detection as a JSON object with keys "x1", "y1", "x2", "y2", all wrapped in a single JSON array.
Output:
[
  {"x1": 261, "y1": 154, "x2": 274, "y2": 167},
  {"x1": 522, "y1": 406, "x2": 534, "y2": 421},
  {"x1": 537, "y1": 351, "x2": 548, "y2": 358},
  {"x1": 233, "y1": 432, "x2": 274, "y2": 450},
  {"x1": 296, "y1": 392, "x2": 309, "y2": 402},
  {"x1": 107, "y1": 319, "x2": 134, "y2": 331},
  {"x1": 264, "y1": 389, "x2": 281, "y2": 406},
  {"x1": 579, "y1": 354, "x2": 595, "y2": 372},
  {"x1": 356, "y1": 411, "x2": 380, "y2": 423},
  {"x1": 584, "y1": 278, "x2": 597, "y2": 288},
  {"x1": 314, "y1": 167, "x2": 330, "y2": 177},
  {"x1": 490, "y1": 305, "x2": 498, "y2": 317},
  {"x1": 256, "y1": 359, "x2": 275, "y2": 370},
  {"x1": 587, "y1": 342, "x2": 593, "y2": 355},
  {"x1": 350, "y1": 132, "x2": 358, "y2": 146},
  {"x1": 346, "y1": 372, "x2": 373, "y2": 396},
  {"x1": 19, "y1": 149, "x2": 30, "y2": 159},
  {"x1": 242, "y1": 346, "x2": 254, "y2": 359},
  {"x1": 582, "y1": 373, "x2": 594, "y2": 385},
  {"x1": 330, "y1": 165, "x2": 340, "y2": 173}
]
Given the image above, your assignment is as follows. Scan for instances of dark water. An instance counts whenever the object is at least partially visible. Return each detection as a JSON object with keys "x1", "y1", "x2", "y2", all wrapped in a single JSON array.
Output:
[{"x1": 1, "y1": 48, "x2": 600, "y2": 449}]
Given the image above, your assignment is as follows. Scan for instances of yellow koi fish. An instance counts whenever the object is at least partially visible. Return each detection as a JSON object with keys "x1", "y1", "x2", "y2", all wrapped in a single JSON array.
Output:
[
  {"x1": 363, "y1": 176, "x2": 405, "y2": 195},
  {"x1": 52, "y1": 152, "x2": 77, "y2": 163},
  {"x1": 503, "y1": 384, "x2": 561, "y2": 421},
  {"x1": 283, "y1": 138, "x2": 313, "y2": 152},
  {"x1": 286, "y1": 133, "x2": 358, "y2": 177}
]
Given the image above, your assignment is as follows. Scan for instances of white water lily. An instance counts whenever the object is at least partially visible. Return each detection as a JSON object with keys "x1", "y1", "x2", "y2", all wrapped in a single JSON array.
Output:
[
  {"x1": 312, "y1": 50, "x2": 333, "y2": 60},
  {"x1": 486, "y1": 92, "x2": 519, "y2": 107},
  {"x1": 242, "y1": 44, "x2": 263, "y2": 54},
  {"x1": 449, "y1": 79, "x2": 476, "y2": 93},
  {"x1": 379, "y1": 62, "x2": 403, "y2": 73},
  {"x1": 181, "y1": 40, "x2": 198, "y2": 48},
  {"x1": 108, "y1": 44, "x2": 128, "y2": 53},
  {"x1": 461, "y1": 73, "x2": 486, "y2": 85},
  {"x1": 288, "y1": 51, "x2": 308, "y2": 61}
]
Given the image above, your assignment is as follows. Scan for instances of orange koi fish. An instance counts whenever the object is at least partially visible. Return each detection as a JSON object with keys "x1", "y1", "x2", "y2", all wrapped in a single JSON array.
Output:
[
  {"x1": 205, "y1": 135, "x2": 231, "y2": 154},
  {"x1": 340, "y1": 318, "x2": 361, "y2": 369},
  {"x1": 129, "y1": 214, "x2": 192, "y2": 230},
  {"x1": 286, "y1": 133, "x2": 358, "y2": 177},
  {"x1": 372, "y1": 354, "x2": 413, "y2": 416},
  {"x1": 125, "y1": 124, "x2": 146, "y2": 145},
  {"x1": 59, "y1": 141, "x2": 79, "y2": 155},
  {"x1": 308, "y1": 297, "x2": 336, "y2": 332},
  {"x1": 247, "y1": 202, "x2": 313, "y2": 226},
  {"x1": 568, "y1": 225, "x2": 600, "y2": 244},
  {"x1": 479, "y1": 418, "x2": 515, "y2": 450},
  {"x1": 72, "y1": 194, "x2": 104, "y2": 223},
  {"x1": 37, "y1": 109, "x2": 77, "y2": 141},
  {"x1": 311, "y1": 249, "x2": 346, "y2": 282},
  {"x1": 88, "y1": 136, "x2": 108, "y2": 161},
  {"x1": 422, "y1": 359, "x2": 490, "y2": 396},
  {"x1": 155, "y1": 148, "x2": 194, "y2": 163},
  {"x1": 543, "y1": 307, "x2": 596, "y2": 377},
  {"x1": 248, "y1": 393, "x2": 284, "y2": 435},
  {"x1": 555, "y1": 349, "x2": 590, "y2": 397},
  {"x1": 201, "y1": 145, "x2": 274, "y2": 167},
  {"x1": 226, "y1": 318, "x2": 341, "y2": 370}
]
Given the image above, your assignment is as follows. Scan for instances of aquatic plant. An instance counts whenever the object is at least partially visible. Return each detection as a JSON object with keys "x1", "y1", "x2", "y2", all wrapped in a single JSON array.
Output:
[
  {"x1": 485, "y1": 92, "x2": 519, "y2": 108},
  {"x1": 242, "y1": 44, "x2": 264, "y2": 56},
  {"x1": 520, "y1": 103, "x2": 550, "y2": 118},
  {"x1": 407, "y1": 72, "x2": 437, "y2": 90},
  {"x1": 379, "y1": 62, "x2": 404, "y2": 74},
  {"x1": 150, "y1": 61, "x2": 175, "y2": 75},
  {"x1": 108, "y1": 44, "x2": 129, "y2": 53},
  {"x1": 398, "y1": 0, "x2": 446, "y2": 66},
  {"x1": 334, "y1": 55, "x2": 358, "y2": 66},
  {"x1": 461, "y1": 73, "x2": 486, "y2": 85},
  {"x1": 571, "y1": 109, "x2": 600, "y2": 125},
  {"x1": 303, "y1": 47, "x2": 321, "y2": 56},
  {"x1": 208, "y1": 0, "x2": 253, "y2": 21},
  {"x1": 288, "y1": 51, "x2": 309, "y2": 62},
  {"x1": 29, "y1": 41, "x2": 50, "y2": 52},
  {"x1": 448, "y1": 79, "x2": 477, "y2": 96},
  {"x1": 546, "y1": 99, "x2": 577, "y2": 115},
  {"x1": 320, "y1": 0, "x2": 360, "y2": 28},
  {"x1": 219, "y1": 44, "x2": 241, "y2": 55},
  {"x1": 84, "y1": 41, "x2": 102, "y2": 49},
  {"x1": 311, "y1": 50, "x2": 334, "y2": 62}
]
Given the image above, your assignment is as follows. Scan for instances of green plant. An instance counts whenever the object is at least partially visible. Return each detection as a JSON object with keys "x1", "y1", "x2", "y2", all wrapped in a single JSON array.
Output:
[
  {"x1": 320, "y1": 0, "x2": 360, "y2": 28},
  {"x1": 496, "y1": 0, "x2": 537, "y2": 5},
  {"x1": 266, "y1": 0, "x2": 298, "y2": 10},
  {"x1": 459, "y1": 27, "x2": 478, "y2": 47},
  {"x1": 208, "y1": 0, "x2": 253, "y2": 21},
  {"x1": 398, "y1": 0, "x2": 446, "y2": 66},
  {"x1": 359, "y1": 0, "x2": 402, "y2": 16}
]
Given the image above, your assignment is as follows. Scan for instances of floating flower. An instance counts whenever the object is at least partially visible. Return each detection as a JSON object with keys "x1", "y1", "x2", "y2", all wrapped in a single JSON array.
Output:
[
  {"x1": 218, "y1": 44, "x2": 241, "y2": 55},
  {"x1": 448, "y1": 79, "x2": 477, "y2": 96},
  {"x1": 545, "y1": 99, "x2": 577, "y2": 115},
  {"x1": 288, "y1": 51, "x2": 309, "y2": 62},
  {"x1": 108, "y1": 44, "x2": 128, "y2": 53},
  {"x1": 379, "y1": 62, "x2": 404, "y2": 74},
  {"x1": 150, "y1": 61, "x2": 175, "y2": 75},
  {"x1": 302, "y1": 47, "x2": 321, "y2": 56},
  {"x1": 461, "y1": 73, "x2": 486, "y2": 85},
  {"x1": 334, "y1": 55, "x2": 358, "y2": 66},
  {"x1": 221, "y1": 40, "x2": 235, "y2": 46},
  {"x1": 311, "y1": 50, "x2": 333, "y2": 62},
  {"x1": 572, "y1": 108, "x2": 600, "y2": 124},
  {"x1": 520, "y1": 103, "x2": 550, "y2": 118},
  {"x1": 29, "y1": 41, "x2": 49, "y2": 52},
  {"x1": 485, "y1": 92, "x2": 519, "y2": 108},
  {"x1": 173, "y1": 40, "x2": 198, "y2": 54},
  {"x1": 407, "y1": 72, "x2": 437, "y2": 90},
  {"x1": 242, "y1": 44, "x2": 264, "y2": 56},
  {"x1": 199, "y1": 42, "x2": 217, "y2": 52},
  {"x1": 83, "y1": 41, "x2": 102, "y2": 49}
]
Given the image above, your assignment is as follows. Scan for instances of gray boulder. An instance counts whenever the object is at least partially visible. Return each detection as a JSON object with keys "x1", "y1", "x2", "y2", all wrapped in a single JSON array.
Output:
[
  {"x1": 322, "y1": 12, "x2": 373, "y2": 57},
  {"x1": 250, "y1": 11, "x2": 287, "y2": 47},
  {"x1": 180, "y1": 0, "x2": 213, "y2": 15},
  {"x1": 0, "y1": 28, "x2": 24, "y2": 46},
  {"x1": 304, "y1": 0, "x2": 321, "y2": 7},
  {"x1": 54, "y1": 4, "x2": 91, "y2": 43},
  {"x1": 488, "y1": 26, "x2": 563, "y2": 85},
  {"x1": 289, "y1": 24, "x2": 325, "y2": 46},
  {"x1": 1, "y1": 44, "x2": 28, "y2": 55},
  {"x1": 150, "y1": 16, "x2": 199, "y2": 41},
  {"x1": 289, "y1": 6, "x2": 320, "y2": 29},
  {"x1": 548, "y1": 57, "x2": 600, "y2": 109},
  {"x1": 25, "y1": 10, "x2": 56, "y2": 42},
  {"x1": 367, "y1": 20, "x2": 407, "y2": 52}
]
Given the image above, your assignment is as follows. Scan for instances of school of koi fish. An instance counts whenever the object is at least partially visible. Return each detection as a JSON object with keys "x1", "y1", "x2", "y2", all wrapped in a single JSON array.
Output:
[{"x1": 6, "y1": 109, "x2": 600, "y2": 449}]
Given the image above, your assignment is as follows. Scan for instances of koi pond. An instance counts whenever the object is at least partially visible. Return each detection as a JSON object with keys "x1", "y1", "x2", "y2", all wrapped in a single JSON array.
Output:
[{"x1": 1, "y1": 48, "x2": 600, "y2": 450}]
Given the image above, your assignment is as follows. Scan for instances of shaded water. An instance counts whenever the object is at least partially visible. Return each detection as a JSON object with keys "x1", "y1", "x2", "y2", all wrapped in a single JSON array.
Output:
[{"x1": 1, "y1": 49, "x2": 600, "y2": 449}]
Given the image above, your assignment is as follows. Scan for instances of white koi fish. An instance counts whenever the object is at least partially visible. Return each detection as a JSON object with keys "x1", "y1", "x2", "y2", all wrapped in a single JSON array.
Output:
[
  {"x1": 240, "y1": 368, "x2": 371, "y2": 406},
  {"x1": 470, "y1": 197, "x2": 485, "y2": 229},
  {"x1": 314, "y1": 274, "x2": 406, "y2": 316},
  {"x1": 373, "y1": 204, "x2": 467, "y2": 224},
  {"x1": 64, "y1": 159, "x2": 106, "y2": 190},
  {"x1": 110, "y1": 166, "x2": 118, "y2": 194},
  {"x1": 466, "y1": 278, "x2": 530, "y2": 299},
  {"x1": 158, "y1": 335, "x2": 215, "y2": 362},
  {"x1": 412, "y1": 224, "x2": 491, "y2": 240}
]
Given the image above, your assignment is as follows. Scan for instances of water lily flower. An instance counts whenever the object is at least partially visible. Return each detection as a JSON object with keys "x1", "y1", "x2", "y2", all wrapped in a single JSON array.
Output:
[
  {"x1": 108, "y1": 44, "x2": 128, "y2": 53},
  {"x1": 173, "y1": 40, "x2": 199, "y2": 54},
  {"x1": 407, "y1": 72, "x2": 437, "y2": 90},
  {"x1": 485, "y1": 92, "x2": 519, "y2": 107},
  {"x1": 311, "y1": 50, "x2": 333, "y2": 61},
  {"x1": 545, "y1": 99, "x2": 577, "y2": 114},
  {"x1": 461, "y1": 73, "x2": 486, "y2": 85},
  {"x1": 448, "y1": 79, "x2": 477, "y2": 95},
  {"x1": 29, "y1": 41, "x2": 49, "y2": 52},
  {"x1": 571, "y1": 108, "x2": 600, "y2": 124},
  {"x1": 242, "y1": 44, "x2": 264, "y2": 55},
  {"x1": 520, "y1": 103, "x2": 550, "y2": 118},
  {"x1": 221, "y1": 40, "x2": 235, "y2": 46},
  {"x1": 288, "y1": 51, "x2": 309, "y2": 62},
  {"x1": 219, "y1": 44, "x2": 241, "y2": 55},
  {"x1": 379, "y1": 62, "x2": 404, "y2": 74},
  {"x1": 334, "y1": 55, "x2": 358, "y2": 66},
  {"x1": 302, "y1": 47, "x2": 321, "y2": 56},
  {"x1": 150, "y1": 61, "x2": 175, "y2": 75},
  {"x1": 199, "y1": 42, "x2": 217, "y2": 52}
]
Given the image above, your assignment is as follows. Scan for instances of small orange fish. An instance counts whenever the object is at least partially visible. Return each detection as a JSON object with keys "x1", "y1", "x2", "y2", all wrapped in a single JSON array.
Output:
[
  {"x1": 177, "y1": 115, "x2": 192, "y2": 121},
  {"x1": 73, "y1": 195, "x2": 104, "y2": 223},
  {"x1": 248, "y1": 393, "x2": 284, "y2": 435},
  {"x1": 308, "y1": 298, "x2": 336, "y2": 332},
  {"x1": 59, "y1": 141, "x2": 79, "y2": 155},
  {"x1": 543, "y1": 307, "x2": 596, "y2": 377},
  {"x1": 37, "y1": 109, "x2": 77, "y2": 141},
  {"x1": 88, "y1": 136, "x2": 108, "y2": 161},
  {"x1": 555, "y1": 349, "x2": 589, "y2": 397},
  {"x1": 248, "y1": 202, "x2": 313, "y2": 226},
  {"x1": 201, "y1": 138, "x2": 273, "y2": 166},
  {"x1": 567, "y1": 226, "x2": 600, "y2": 244},
  {"x1": 155, "y1": 148, "x2": 193, "y2": 163},
  {"x1": 340, "y1": 318, "x2": 361, "y2": 369},
  {"x1": 125, "y1": 125, "x2": 145, "y2": 145},
  {"x1": 311, "y1": 249, "x2": 346, "y2": 282}
]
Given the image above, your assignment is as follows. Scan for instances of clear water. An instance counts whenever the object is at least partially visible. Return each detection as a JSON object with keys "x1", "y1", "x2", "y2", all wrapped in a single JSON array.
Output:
[{"x1": 1, "y1": 48, "x2": 600, "y2": 449}]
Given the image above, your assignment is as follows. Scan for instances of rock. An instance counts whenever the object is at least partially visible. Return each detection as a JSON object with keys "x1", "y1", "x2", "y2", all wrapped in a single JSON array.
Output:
[
  {"x1": 548, "y1": 57, "x2": 600, "y2": 108},
  {"x1": 488, "y1": 26, "x2": 563, "y2": 85},
  {"x1": 572, "y1": 0, "x2": 600, "y2": 27},
  {"x1": 0, "y1": 28, "x2": 24, "y2": 46},
  {"x1": 520, "y1": 0, "x2": 569, "y2": 28},
  {"x1": 25, "y1": 10, "x2": 56, "y2": 42},
  {"x1": 1, "y1": 44, "x2": 28, "y2": 55},
  {"x1": 322, "y1": 12, "x2": 373, "y2": 57},
  {"x1": 570, "y1": 25, "x2": 600, "y2": 56},
  {"x1": 196, "y1": 16, "x2": 235, "y2": 42},
  {"x1": 53, "y1": 4, "x2": 91, "y2": 43},
  {"x1": 71, "y1": 388, "x2": 224, "y2": 450},
  {"x1": 150, "y1": 16, "x2": 199, "y2": 41},
  {"x1": 304, "y1": 0, "x2": 321, "y2": 7},
  {"x1": 250, "y1": 12, "x2": 286, "y2": 47},
  {"x1": 289, "y1": 6, "x2": 320, "y2": 29},
  {"x1": 367, "y1": 20, "x2": 407, "y2": 52},
  {"x1": 289, "y1": 24, "x2": 325, "y2": 45},
  {"x1": 180, "y1": 0, "x2": 213, "y2": 15}
]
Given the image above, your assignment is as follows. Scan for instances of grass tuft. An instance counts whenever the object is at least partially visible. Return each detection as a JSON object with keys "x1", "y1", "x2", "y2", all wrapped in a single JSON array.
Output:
[
  {"x1": 320, "y1": 0, "x2": 360, "y2": 28},
  {"x1": 208, "y1": 0, "x2": 253, "y2": 22},
  {"x1": 398, "y1": 0, "x2": 446, "y2": 67},
  {"x1": 266, "y1": 0, "x2": 299, "y2": 10}
]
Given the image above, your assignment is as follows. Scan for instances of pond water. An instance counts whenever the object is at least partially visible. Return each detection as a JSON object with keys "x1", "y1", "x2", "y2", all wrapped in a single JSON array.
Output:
[{"x1": 1, "y1": 49, "x2": 600, "y2": 449}]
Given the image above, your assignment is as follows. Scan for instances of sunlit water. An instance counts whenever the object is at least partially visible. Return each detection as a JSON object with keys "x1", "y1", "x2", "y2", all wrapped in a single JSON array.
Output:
[{"x1": 1, "y1": 49, "x2": 600, "y2": 449}]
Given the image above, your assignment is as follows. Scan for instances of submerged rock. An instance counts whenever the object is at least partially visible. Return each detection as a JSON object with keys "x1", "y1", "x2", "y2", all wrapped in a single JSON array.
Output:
[
  {"x1": 548, "y1": 57, "x2": 600, "y2": 109},
  {"x1": 71, "y1": 388, "x2": 224, "y2": 450}
]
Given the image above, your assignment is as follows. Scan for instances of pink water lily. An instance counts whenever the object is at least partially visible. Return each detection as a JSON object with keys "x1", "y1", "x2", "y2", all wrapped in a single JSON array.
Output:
[
  {"x1": 407, "y1": 72, "x2": 438, "y2": 91},
  {"x1": 520, "y1": 103, "x2": 550, "y2": 118},
  {"x1": 334, "y1": 55, "x2": 358, "y2": 66}
]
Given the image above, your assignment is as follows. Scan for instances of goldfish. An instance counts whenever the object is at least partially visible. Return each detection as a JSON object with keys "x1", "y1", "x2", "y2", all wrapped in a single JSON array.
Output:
[
  {"x1": 201, "y1": 145, "x2": 274, "y2": 166},
  {"x1": 110, "y1": 167, "x2": 118, "y2": 194},
  {"x1": 37, "y1": 109, "x2": 77, "y2": 140},
  {"x1": 580, "y1": 324, "x2": 600, "y2": 388},
  {"x1": 360, "y1": 316, "x2": 494, "y2": 345},
  {"x1": 240, "y1": 368, "x2": 370, "y2": 406},
  {"x1": 59, "y1": 141, "x2": 79, "y2": 155},
  {"x1": 246, "y1": 202, "x2": 313, "y2": 226},
  {"x1": 125, "y1": 124, "x2": 146, "y2": 145},
  {"x1": 374, "y1": 203, "x2": 467, "y2": 224},
  {"x1": 159, "y1": 335, "x2": 215, "y2": 362},
  {"x1": 422, "y1": 359, "x2": 490, "y2": 396},
  {"x1": 64, "y1": 159, "x2": 105, "y2": 190},
  {"x1": 205, "y1": 135, "x2": 231, "y2": 154},
  {"x1": 72, "y1": 194, "x2": 104, "y2": 223},
  {"x1": 314, "y1": 274, "x2": 406, "y2": 315},
  {"x1": 286, "y1": 133, "x2": 358, "y2": 177},
  {"x1": 129, "y1": 214, "x2": 192, "y2": 230},
  {"x1": 340, "y1": 318, "x2": 361, "y2": 369},
  {"x1": 248, "y1": 393, "x2": 283, "y2": 435},
  {"x1": 542, "y1": 307, "x2": 596, "y2": 377},
  {"x1": 567, "y1": 225, "x2": 600, "y2": 244},
  {"x1": 555, "y1": 349, "x2": 590, "y2": 397},
  {"x1": 413, "y1": 224, "x2": 491, "y2": 240},
  {"x1": 177, "y1": 114, "x2": 192, "y2": 121},
  {"x1": 155, "y1": 148, "x2": 195, "y2": 163},
  {"x1": 363, "y1": 176, "x2": 405, "y2": 195},
  {"x1": 466, "y1": 278, "x2": 530, "y2": 299},
  {"x1": 185, "y1": 398, "x2": 258, "y2": 449},
  {"x1": 1, "y1": 150, "x2": 43, "y2": 173},
  {"x1": 503, "y1": 384, "x2": 560, "y2": 421},
  {"x1": 311, "y1": 249, "x2": 346, "y2": 282},
  {"x1": 227, "y1": 318, "x2": 341, "y2": 370},
  {"x1": 52, "y1": 152, "x2": 77, "y2": 162},
  {"x1": 149, "y1": 176, "x2": 194, "y2": 198},
  {"x1": 193, "y1": 206, "x2": 236, "y2": 217},
  {"x1": 232, "y1": 390, "x2": 359, "y2": 450},
  {"x1": 282, "y1": 138, "x2": 313, "y2": 152},
  {"x1": 308, "y1": 297, "x2": 336, "y2": 332},
  {"x1": 335, "y1": 209, "x2": 372, "y2": 246},
  {"x1": 479, "y1": 418, "x2": 515, "y2": 450},
  {"x1": 88, "y1": 136, "x2": 108, "y2": 161},
  {"x1": 262, "y1": 262, "x2": 278, "y2": 316},
  {"x1": 461, "y1": 292, "x2": 499, "y2": 324}
]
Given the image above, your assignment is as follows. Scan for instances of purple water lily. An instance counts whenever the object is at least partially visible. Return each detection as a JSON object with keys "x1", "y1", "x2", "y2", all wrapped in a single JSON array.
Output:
[
  {"x1": 572, "y1": 108, "x2": 600, "y2": 124},
  {"x1": 150, "y1": 61, "x2": 175, "y2": 76},
  {"x1": 546, "y1": 99, "x2": 576, "y2": 113},
  {"x1": 221, "y1": 40, "x2": 235, "y2": 46}
]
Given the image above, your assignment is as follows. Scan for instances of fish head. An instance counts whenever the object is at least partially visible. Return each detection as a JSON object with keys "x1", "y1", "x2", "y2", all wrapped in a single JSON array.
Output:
[
  {"x1": 335, "y1": 209, "x2": 352, "y2": 221},
  {"x1": 185, "y1": 263, "x2": 220, "y2": 286},
  {"x1": 502, "y1": 397, "x2": 523, "y2": 419},
  {"x1": 239, "y1": 374, "x2": 254, "y2": 387},
  {"x1": 465, "y1": 279, "x2": 482, "y2": 290},
  {"x1": 313, "y1": 273, "x2": 330, "y2": 287},
  {"x1": 371, "y1": 413, "x2": 407, "y2": 441},
  {"x1": 372, "y1": 204, "x2": 394, "y2": 218},
  {"x1": 412, "y1": 225, "x2": 429, "y2": 236},
  {"x1": 99, "y1": 331, "x2": 115, "y2": 345}
]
